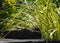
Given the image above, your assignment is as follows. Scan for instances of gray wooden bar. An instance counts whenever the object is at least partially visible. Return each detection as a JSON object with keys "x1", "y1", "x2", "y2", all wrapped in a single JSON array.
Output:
[{"x1": 0, "y1": 39, "x2": 46, "y2": 43}]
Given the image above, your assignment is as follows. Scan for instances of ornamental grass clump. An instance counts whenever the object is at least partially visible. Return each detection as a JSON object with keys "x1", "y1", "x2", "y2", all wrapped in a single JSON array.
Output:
[{"x1": 0, "y1": 0, "x2": 60, "y2": 40}]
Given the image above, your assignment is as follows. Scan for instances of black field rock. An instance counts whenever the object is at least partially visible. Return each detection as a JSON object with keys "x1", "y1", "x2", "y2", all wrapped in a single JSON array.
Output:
[{"x1": 3, "y1": 28, "x2": 41, "y2": 39}]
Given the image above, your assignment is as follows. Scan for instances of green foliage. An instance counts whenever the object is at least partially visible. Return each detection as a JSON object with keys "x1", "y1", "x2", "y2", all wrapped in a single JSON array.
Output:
[{"x1": 0, "y1": 0, "x2": 60, "y2": 40}]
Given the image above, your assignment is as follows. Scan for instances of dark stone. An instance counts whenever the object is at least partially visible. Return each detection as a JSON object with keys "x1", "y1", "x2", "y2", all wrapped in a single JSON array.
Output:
[
  {"x1": 48, "y1": 40, "x2": 60, "y2": 43},
  {"x1": 3, "y1": 28, "x2": 41, "y2": 39}
]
